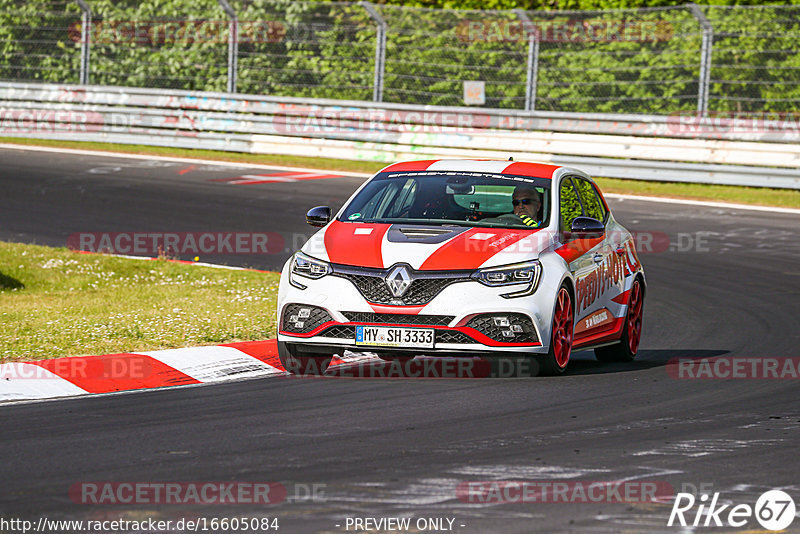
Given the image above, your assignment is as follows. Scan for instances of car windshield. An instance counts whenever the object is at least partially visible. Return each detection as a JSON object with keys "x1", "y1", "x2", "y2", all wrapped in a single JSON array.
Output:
[{"x1": 339, "y1": 171, "x2": 551, "y2": 228}]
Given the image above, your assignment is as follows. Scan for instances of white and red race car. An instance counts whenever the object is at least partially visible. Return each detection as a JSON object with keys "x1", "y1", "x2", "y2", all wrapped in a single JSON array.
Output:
[{"x1": 277, "y1": 159, "x2": 645, "y2": 375}]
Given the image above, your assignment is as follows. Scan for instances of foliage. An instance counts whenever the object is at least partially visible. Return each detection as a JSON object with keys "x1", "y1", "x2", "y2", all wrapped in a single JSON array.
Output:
[{"x1": 0, "y1": 0, "x2": 797, "y2": 114}]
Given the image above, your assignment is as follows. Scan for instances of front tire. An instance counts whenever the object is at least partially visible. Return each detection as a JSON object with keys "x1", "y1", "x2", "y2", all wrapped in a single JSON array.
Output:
[
  {"x1": 278, "y1": 341, "x2": 331, "y2": 375},
  {"x1": 595, "y1": 278, "x2": 644, "y2": 363},
  {"x1": 540, "y1": 285, "x2": 574, "y2": 376}
]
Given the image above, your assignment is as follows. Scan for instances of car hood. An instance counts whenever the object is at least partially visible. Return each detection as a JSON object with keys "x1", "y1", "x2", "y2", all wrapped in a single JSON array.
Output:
[{"x1": 301, "y1": 220, "x2": 553, "y2": 270}]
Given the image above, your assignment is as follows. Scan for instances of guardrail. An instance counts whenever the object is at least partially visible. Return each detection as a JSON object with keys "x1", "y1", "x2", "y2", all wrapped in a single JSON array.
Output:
[{"x1": 1, "y1": 82, "x2": 798, "y2": 189}]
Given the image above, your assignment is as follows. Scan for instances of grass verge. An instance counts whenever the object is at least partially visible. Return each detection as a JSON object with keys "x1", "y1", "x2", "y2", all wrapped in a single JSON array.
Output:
[
  {"x1": 0, "y1": 241, "x2": 279, "y2": 362},
  {"x1": 1, "y1": 137, "x2": 799, "y2": 209}
]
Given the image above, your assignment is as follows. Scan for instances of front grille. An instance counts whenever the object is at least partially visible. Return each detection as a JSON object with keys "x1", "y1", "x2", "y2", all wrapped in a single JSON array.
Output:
[
  {"x1": 318, "y1": 325, "x2": 356, "y2": 339},
  {"x1": 281, "y1": 304, "x2": 332, "y2": 334},
  {"x1": 402, "y1": 278, "x2": 466, "y2": 305},
  {"x1": 466, "y1": 313, "x2": 538, "y2": 343},
  {"x1": 346, "y1": 273, "x2": 394, "y2": 303},
  {"x1": 436, "y1": 331, "x2": 475, "y2": 344},
  {"x1": 342, "y1": 312, "x2": 454, "y2": 326},
  {"x1": 332, "y1": 265, "x2": 472, "y2": 305}
]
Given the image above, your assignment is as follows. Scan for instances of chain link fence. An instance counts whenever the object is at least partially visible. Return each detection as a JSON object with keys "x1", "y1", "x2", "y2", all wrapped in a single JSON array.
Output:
[
  {"x1": 704, "y1": 4, "x2": 800, "y2": 114},
  {"x1": 1, "y1": 0, "x2": 798, "y2": 116}
]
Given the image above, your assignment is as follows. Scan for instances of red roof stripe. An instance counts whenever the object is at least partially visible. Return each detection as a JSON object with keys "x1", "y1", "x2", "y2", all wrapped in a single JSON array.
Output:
[
  {"x1": 381, "y1": 160, "x2": 440, "y2": 173},
  {"x1": 502, "y1": 161, "x2": 560, "y2": 179}
]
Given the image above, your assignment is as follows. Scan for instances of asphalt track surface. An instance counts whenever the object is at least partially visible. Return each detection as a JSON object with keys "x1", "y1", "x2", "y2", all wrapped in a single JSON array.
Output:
[{"x1": 1, "y1": 147, "x2": 799, "y2": 533}]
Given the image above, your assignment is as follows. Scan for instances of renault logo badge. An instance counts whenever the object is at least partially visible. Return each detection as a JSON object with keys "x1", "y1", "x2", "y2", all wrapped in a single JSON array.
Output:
[{"x1": 385, "y1": 265, "x2": 413, "y2": 297}]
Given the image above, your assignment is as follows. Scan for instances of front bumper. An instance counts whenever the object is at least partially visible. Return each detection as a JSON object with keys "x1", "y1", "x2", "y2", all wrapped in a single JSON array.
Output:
[{"x1": 277, "y1": 263, "x2": 552, "y2": 356}]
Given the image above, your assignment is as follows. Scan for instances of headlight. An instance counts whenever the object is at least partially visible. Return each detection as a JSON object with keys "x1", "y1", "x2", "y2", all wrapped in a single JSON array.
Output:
[
  {"x1": 472, "y1": 260, "x2": 541, "y2": 298},
  {"x1": 290, "y1": 252, "x2": 330, "y2": 289}
]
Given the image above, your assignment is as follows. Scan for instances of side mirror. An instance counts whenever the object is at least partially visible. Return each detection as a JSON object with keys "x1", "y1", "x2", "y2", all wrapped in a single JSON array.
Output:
[
  {"x1": 306, "y1": 206, "x2": 331, "y2": 227},
  {"x1": 570, "y1": 216, "x2": 605, "y2": 238}
]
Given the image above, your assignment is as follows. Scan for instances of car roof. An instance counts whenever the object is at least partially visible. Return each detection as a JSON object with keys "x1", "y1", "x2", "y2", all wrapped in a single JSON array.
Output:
[{"x1": 378, "y1": 159, "x2": 562, "y2": 180}]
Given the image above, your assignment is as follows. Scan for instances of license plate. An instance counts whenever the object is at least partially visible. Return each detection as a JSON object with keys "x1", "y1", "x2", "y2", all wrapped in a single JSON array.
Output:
[{"x1": 355, "y1": 326, "x2": 434, "y2": 348}]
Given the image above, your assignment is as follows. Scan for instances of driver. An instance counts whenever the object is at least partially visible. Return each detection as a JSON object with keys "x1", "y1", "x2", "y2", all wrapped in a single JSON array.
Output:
[{"x1": 512, "y1": 186, "x2": 542, "y2": 227}]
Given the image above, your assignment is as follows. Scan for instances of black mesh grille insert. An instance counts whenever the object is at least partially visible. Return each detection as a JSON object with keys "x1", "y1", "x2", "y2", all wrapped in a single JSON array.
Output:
[
  {"x1": 281, "y1": 304, "x2": 332, "y2": 334},
  {"x1": 318, "y1": 325, "x2": 356, "y2": 339},
  {"x1": 332, "y1": 265, "x2": 472, "y2": 305},
  {"x1": 342, "y1": 312, "x2": 454, "y2": 326},
  {"x1": 436, "y1": 331, "x2": 476, "y2": 344},
  {"x1": 346, "y1": 274, "x2": 394, "y2": 303},
  {"x1": 399, "y1": 278, "x2": 465, "y2": 306},
  {"x1": 466, "y1": 313, "x2": 538, "y2": 343}
]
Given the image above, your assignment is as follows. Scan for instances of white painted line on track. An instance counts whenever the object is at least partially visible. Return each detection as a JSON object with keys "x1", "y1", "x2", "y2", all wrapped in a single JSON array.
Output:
[
  {"x1": 605, "y1": 193, "x2": 800, "y2": 215},
  {"x1": 0, "y1": 143, "x2": 372, "y2": 177},
  {"x1": 74, "y1": 250, "x2": 277, "y2": 273},
  {"x1": 2, "y1": 142, "x2": 797, "y2": 214}
]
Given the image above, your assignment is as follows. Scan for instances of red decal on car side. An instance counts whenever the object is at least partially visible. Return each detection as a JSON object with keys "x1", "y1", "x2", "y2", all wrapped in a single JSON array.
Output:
[
  {"x1": 554, "y1": 236, "x2": 604, "y2": 264},
  {"x1": 573, "y1": 317, "x2": 625, "y2": 347},
  {"x1": 611, "y1": 289, "x2": 631, "y2": 305}
]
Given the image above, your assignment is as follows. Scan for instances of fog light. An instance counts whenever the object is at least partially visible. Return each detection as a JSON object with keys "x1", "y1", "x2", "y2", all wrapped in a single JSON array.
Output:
[
  {"x1": 502, "y1": 330, "x2": 514, "y2": 338},
  {"x1": 511, "y1": 324, "x2": 523, "y2": 333},
  {"x1": 282, "y1": 304, "x2": 333, "y2": 335},
  {"x1": 493, "y1": 317, "x2": 510, "y2": 327}
]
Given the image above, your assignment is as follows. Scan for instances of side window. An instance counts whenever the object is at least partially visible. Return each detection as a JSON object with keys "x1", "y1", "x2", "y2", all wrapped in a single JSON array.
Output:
[
  {"x1": 559, "y1": 177, "x2": 583, "y2": 231},
  {"x1": 573, "y1": 178, "x2": 606, "y2": 222}
]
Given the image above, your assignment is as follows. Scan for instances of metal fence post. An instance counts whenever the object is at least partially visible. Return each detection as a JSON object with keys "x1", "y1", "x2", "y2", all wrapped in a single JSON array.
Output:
[
  {"x1": 361, "y1": 2, "x2": 386, "y2": 102},
  {"x1": 688, "y1": 3, "x2": 713, "y2": 116},
  {"x1": 218, "y1": 0, "x2": 238, "y2": 93},
  {"x1": 74, "y1": 0, "x2": 91, "y2": 84},
  {"x1": 514, "y1": 9, "x2": 539, "y2": 112}
]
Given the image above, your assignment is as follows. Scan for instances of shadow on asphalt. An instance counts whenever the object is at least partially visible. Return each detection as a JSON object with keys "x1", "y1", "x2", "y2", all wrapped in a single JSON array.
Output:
[
  {"x1": 563, "y1": 349, "x2": 731, "y2": 376},
  {"x1": 320, "y1": 349, "x2": 731, "y2": 379}
]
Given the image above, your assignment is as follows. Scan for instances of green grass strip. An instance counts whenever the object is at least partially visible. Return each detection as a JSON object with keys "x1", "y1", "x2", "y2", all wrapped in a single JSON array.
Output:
[{"x1": 0, "y1": 241, "x2": 279, "y2": 362}]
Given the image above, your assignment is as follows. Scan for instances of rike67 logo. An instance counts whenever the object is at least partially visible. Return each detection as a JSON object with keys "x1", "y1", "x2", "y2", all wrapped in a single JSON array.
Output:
[{"x1": 668, "y1": 490, "x2": 795, "y2": 531}]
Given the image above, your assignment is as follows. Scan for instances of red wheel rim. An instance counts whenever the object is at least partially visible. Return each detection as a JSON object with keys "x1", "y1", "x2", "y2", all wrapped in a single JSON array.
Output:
[
  {"x1": 626, "y1": 281, "x2": 643, "y2": 354},
  {"x1": 552, "y1": 288, "x2": 573, "y2": 368}
]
